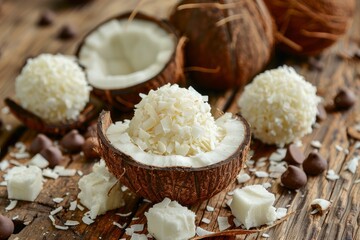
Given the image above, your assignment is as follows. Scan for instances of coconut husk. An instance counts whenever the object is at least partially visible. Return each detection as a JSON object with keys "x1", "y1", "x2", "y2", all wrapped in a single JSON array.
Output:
[
  {"x1": 4, "y1": 96, "x2": 102, "y2": 136},
  {"x1": 77, "y1": 12, "x2": 186, "y2": 112},
  {"x1": 169, "y1": 0, "x2": 274, "y2": 90},
  {"x1": 97, "y1": 110, "x2": 251, "y2": 205}
]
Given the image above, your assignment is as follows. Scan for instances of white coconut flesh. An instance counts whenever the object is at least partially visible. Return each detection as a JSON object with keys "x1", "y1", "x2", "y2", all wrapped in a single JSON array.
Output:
[
  {"x1": 78, "y1": 19, "x2": 175, "y2": 90},
  {"x1": 106, "y1": 113, "x2": 245, "y2": 168}
]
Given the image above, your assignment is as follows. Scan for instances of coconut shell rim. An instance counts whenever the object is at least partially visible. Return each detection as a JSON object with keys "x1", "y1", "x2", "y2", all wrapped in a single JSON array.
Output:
[
  {"x1": 76, "y1": 11, "x2": 184, "y2": 93},
  {"x1": 97, "y1": 110, "x2": 251, "y2": 172},
  {"x1": 5, "y1": 96, "x2": 103, "y2": 136}
]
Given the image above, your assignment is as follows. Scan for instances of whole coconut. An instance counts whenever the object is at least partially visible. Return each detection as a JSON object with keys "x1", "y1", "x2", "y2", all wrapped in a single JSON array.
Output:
[
  {"x1": 170, "y1": 0, "x2": 274, "y2": 90},
  {"x1": 264, "y1": 0, "x2": 355, "y2": 55}
]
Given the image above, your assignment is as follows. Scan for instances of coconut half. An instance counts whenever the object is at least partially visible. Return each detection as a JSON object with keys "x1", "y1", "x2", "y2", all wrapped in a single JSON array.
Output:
[
  {"x1": 77, "y1": 12, "x2": 186, "y2": 111},
  {"x1": 98, "y1": 111, "x2": 250, "y2": 205},
  {"x1": 5, "y1": 97, "x2": 102, "y2": 136}
]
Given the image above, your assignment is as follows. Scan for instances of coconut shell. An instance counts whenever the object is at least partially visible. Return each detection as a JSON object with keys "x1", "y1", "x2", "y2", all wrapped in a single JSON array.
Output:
[
  {"x1": 264, "y1": 0, "x2": 355, "y2": 55},
  {"x1": 97, "y1": 110, "x2": 250, "y2": 205},
  {"x1": 169, "y1": 0, "x2": 274, "y2": 90},
  {"x1": 4, "y1": 96, "x2": 102, "y2": 136},
  {"x1": 77, "y1": 12, "x2": 186, "y2": 112}
]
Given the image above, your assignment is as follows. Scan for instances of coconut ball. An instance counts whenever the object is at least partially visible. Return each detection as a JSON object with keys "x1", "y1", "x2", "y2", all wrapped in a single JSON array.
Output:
[
  {"x1": 127, "y1": 84, "x2": 225, "y2": 156},
  {"x1": 238, "y1": 66, "x2": 320, "y2": 146},
  {"x1": 15, "y1": 54, "x2": 91, "y2": 123}
]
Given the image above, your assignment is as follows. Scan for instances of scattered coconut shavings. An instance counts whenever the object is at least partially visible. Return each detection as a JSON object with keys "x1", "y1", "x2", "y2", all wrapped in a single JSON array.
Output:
[
  {"x1": 5, "y1": 200, "x2": 18, "y2": 211},
  {"x1": 202, "y1": 218, "x2": 211, "y2": 224},
  {"x1": 125, "y1": 227, "x2": 134, "y2": 236},
  {"x1": 269, "y1": 172, "x2": 282, "y2": 179},
  {"x1": 255, "y1": 171, "x2": 269, "y2": 178},
  {"x1": 50, "y1": 206, "x2": 63, "y2": 215},
  {"x1": 276, "y1": 208, "x2": 288, "y2": 219},
  {"x1": 54, "y1": 224, "x2": 69, "y2": 230},
  {"x1": 262, "y1": 233, "x2": 270, "y2": 238},
  {"x1": 49, "y1": 215, "x2": 56, "y2": 224},
  {"x1": 15, "y1": 142, "x2": 26, "y2": 152},
  {"x1": 77, "y1": 204, "x2": 85, "y2": 211},
  {"x1": 326, "y1": 169, "x2": 340, "y2": 181},
  {"x1": 196, "y1": 227, "x2": 214, "y2": 236},
  {"x1": 354, "y1": 141, "x2": 360, "y2": 149},
  {"x1": 12, "y1": 215, "x2": 19, "y2": 220},
  {"x1": 311, "y1": 140, "x2": 322, "y2": 148},
  {"x1": 258, "y1": 157, "x2": 268, "y2": 163},
  {"x1": 269, "y1": 151, "x2": 286, "y2": 162},
  {"x1": 335, "y1": 145, "x2": 343, "y2": 152},
  {"x1": 10, "y1": 152, "x2": 30, "y2": 160},
  {"x1": 54, "y1": 166, "x2": 77, "y2": 176},
  {"x1": 28, "y1": 153, "x2": 49, "y2": 169},
  {"x1": 206, "y1": 205, "x2": 214, "y2": 212},
  {"x1": 52, "y1": 197, "x2": 64, "y2": 203},
  {"x1": 0, "y1": 181, "x2": 7, "y2": 186},
  {"x1": 143, "y1": 198, "x2": 151, "y2": 203},
  {"x1": 269, "y1": 163, "x2": 287, "y2": 173},
  {"x1": 131, "y1": 224, "x2": 144, "y2": 232},
  {"x1": 227, "y1": 190, "x2": 234, "y2": 196},
  {"x1": 354, "y1": 179, "x2": 360, "y2": 184},
  {"x1": 345, "y1": 156, "x2": 359, "y2": 174},
  {"x1": 77, "y1": 170, "x2": 83, "y2": 176},
  {"x1": 0, "y1": 160, "x2": 10, "y2": 171},
  {"x1": 69, "y1": 201, "x2": 77, "y2": 211},
  {"x1": 246, "y1": 159, "x2": 255, "y2": 166},
  {"x1": 113, "y1": 221, "x2": 126, "y2": 229},
  {"x1": 248, "y1": 168, "x2": 257, "y2": 172},
  {"x1": 130, "y1": 233, "x2": 148, "y2": 240},
  {"x1": 294, "y1": 140, "x2": 303, "y2": 147},
  {"x1": 121, "y1": 186, "x2": 129, "y2": 192},
  {"x1": 9, "y1": 159, "x2": 22, "y2": 166},
  {"x1": 116, "y1": 212, "x2": 132, "y2": 217},
  {"x1": 233, "y1": 217, "x2": 241, "y2": 227},
  {"x1": 64, "y1": 220, "x2": 80, "y2": 226},
  {"x1": 132, "y1": 217, "x2": 139, "y2": 221},
  {"x1": 262, "y1": 182, "x2": 272, "y2": 189},
  {"x1": 217, "y1": 216, "x2": 231, "y2": 231},
  {"x1": 42, "y1": 168, "x2": 59, "y2": 179},
  {"x1": 311, "y1": 198, "x2": 331, "y2": 215},
  {"x1": 237, "y1": 173, "x2": 251, "y2": 184},
  {"x1": 82, "y1": 215, "x2": 94, "y2": 225},
  {"x1": 2, "y1": 106, "x2": 10, "y2": 114},
  {"x1": 256, "y1": 161, "x2": 267, "y2": 167}
]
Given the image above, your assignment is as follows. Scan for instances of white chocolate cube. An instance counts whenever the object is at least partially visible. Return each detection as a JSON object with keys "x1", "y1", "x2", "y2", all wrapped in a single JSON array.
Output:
[
  {"x1": 78, "y1": 160, "x2": 125, "y2": 219},
  {"x1": 230, "y1": 185, "x2": 276, "y2": 229},
  {"x1": 145, "y1": 198, "x2": 196, "y2": 240},
  {"x1": 7, "y1": 166, "x2": 43, "y2": 201}
]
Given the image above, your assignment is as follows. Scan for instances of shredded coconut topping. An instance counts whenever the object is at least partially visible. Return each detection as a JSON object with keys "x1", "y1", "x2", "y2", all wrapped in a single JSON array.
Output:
[
  {"x1": 15, "y1": 54, "x2": 91, "y2": 123},
  {"x1": 238, "y1": 66, "x2": 320, "y2": 146},
  {"x1": 127, "y1": 84, "x2": 224, "y2": 156}
]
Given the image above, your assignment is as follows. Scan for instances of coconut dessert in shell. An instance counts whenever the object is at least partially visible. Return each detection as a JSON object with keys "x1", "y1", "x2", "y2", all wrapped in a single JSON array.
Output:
[
  {"x1": 98, "y1": 84, "x2": 250, "y2": 205},
  {"x1": 5, "y1": 54, "x2": 102, "y2": 135},
  {"x1": 169, "y1": 0, "x2": 274, "y2": 90},
  {"x1": 77, "y1": 12, "x2": 186, "y2": 111}
]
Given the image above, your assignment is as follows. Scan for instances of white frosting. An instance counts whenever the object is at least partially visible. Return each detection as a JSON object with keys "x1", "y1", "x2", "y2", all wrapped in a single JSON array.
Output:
[
  {"x1": 145, "y1": 198, "x2": 196, "y2": 240},
  {"x1": 79, "y1": 19, "x2": 175, "y2": 89},
  {"x1": 230, "y1": 185, "x2": 277, "y2": 229},
  {"x1": 15, "y1": 54, "x2": 91, "y2": 123},
  {"x1": 238, "y1": 65, "x2": 320, "y2": 146}
]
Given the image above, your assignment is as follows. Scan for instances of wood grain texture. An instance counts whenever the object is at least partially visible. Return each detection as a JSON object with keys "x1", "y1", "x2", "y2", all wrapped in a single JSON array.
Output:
[{"x1": 0, "y1": 0, "x2": 359, "y2": 239}]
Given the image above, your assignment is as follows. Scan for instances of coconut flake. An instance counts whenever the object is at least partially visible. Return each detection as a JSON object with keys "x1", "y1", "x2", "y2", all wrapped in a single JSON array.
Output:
[
  {"x1": 50, "y1": 206, "x2": 63, "y2": 215},
  {"x1": 217, "y1": 216, "x2": 231, "y2": 231},
  {"x1": 206, "y1": 205, "x2": 214, "y2": 212},
  {"x1": 237, "y1": 173, "x2": 251, "y2": 184},
  {"x1": 196, "y1": 227, "x2": 214, "y2": 236},
  {"x1": 82, "y1": 215, "x2": 94, "y2": 225},
  {"x1": 12, "y1": 215, "x2": 19, "y2": 220},
  {"x1": 69, "y1": 201, "x2": 77, "y2": 211},
  {"x1": 11, "y1": 152, "x2": 30, "y2": 160},
  {"x1": 42, "y1": 168, "x2": 59, "y2": 179},
  {"x1": 335, "y1": 145, "x2": 343, "y2": 152},
  {"x1": 0, "y1": 160, "x2": 10, "y2": 171},
  {"x1": 77, "y1": 204, "x2": 85, "y2": 211},
  {"x1": 5, "y1": 200, "x2": 18, "y2": 211},
  {"x1": 54, "y1": 166, "x2": 76, "y2": 176},
  {"x1": 0, "y1": 181, "x2": 7, "y2": 186},
  {"x1": 276, "y1": 208, "x2": 287, "y2": 219},
  {"x1": 113, "y1": 221, "x2": 126, "y2": 229},
  {"x1": 269, "y1": 151, "x2": 286, "y2": 162},
  {"x1": 255, "y1": 171, "x2": 269, "y2": 178},
  {"x1": 49, "y1": 215, "x2": 55, "y2": 224},
  {"x1": 116, "y1": 212, "x2": 132, "y2": 217},
  {"x1": 311, "y1": 198, "x2": 331, "y2": 214},
  {"x1": 262, "y1": 233, "x2": 270, "y2": 238},
  {"x1": 131, "y1": 224, "x2": 144, "y2": 232},
  {"x1": 28, "y1": 154, "x2": 49, "y2": 169},
  {"x1": 326, "y1": 169, "x2": 340, "y2": 181},
  {"x1": 311, "y1": 140, "x2": 322, "y2": 149},
  {"x1": 354, "y1": 141, "x2": 360, "y2": 149},
  {"x1": 9, "y1": 160, "x2": 22, "y2": 166},
  {"x1": 54, "y1": 225, "x2": 69, "y2": 230},
  {"x1": 256, "y1": 161, "x2": 267, "y2": 167},
  {"x1": 345, "y1": 156, "x2": 359, "y2": 174},
  {"x1": 130, "y1": 233, "x2": 148, "y2": 240},
  {"x1": 201, "y1": 218, "x2": 211, "y2": 224},
  {"x1": 77, "y1": 170, "x2": 83, "y2": 176},
  {"x1": 233, "y1": 217, "x2": 241, "y2": 227},
  {"x1": 52, "y1": 197, "x2": 64, "y2": 204},
  {"x1": 262, "y1": 182, "x2": 272, "y2": 189},
  {"x1": 2, "y1": 106, "x2": 10, "y2": 114},
  {"x1": 64, "y1": 220, "x2": 80, "y2": 226}
]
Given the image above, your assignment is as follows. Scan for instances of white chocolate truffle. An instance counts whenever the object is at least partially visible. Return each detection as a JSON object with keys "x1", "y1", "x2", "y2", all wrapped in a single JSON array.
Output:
[
  {"x1": 15, "y1": 54, "x2": 91, "y2": 123},
  {"x1": 145, "y1": 198, "x2": 196, "y2": 240},
  {"x1": 127, "y1": 84, "x2": 225, "y2": 156},
  {"x1": 238, "y1": 66, "x2": 320, "y2": 146},
  {"x1": 230, "y1": 185, "x2": 276, "y2": 229},
  {"x1": 78, "y1": 160, "x2": 125, "y2": 219},
  {"x1": 7, "y1": 166, "x2": 43, "y2": 201}
]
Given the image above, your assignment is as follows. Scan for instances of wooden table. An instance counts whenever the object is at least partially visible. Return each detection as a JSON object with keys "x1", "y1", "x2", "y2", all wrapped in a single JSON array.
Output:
[{"x1": 0, "y1": 0, "x2": 359, "y2": 239}]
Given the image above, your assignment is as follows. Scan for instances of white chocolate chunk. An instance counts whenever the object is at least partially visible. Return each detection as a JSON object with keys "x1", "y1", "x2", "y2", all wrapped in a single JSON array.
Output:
[
  {"x1": 7, "y1": 166, "x2": 43, "y2": 201},
  {"x1": 78, "y1": 160, "x2": 125, "y2": 219},
  {"x1": 230, "y1": 185, "x2": 276, "y2": 229},
  {"x1": 145, "y1": 198, "x2": 196, "y2": 240}
]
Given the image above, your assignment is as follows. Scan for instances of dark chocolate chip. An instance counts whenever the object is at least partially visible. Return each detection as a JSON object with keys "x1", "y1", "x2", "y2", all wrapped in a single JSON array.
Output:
[
  {"x1": 29, "y1": 133, "x2": 52, "y2": 154},
  {"x1": 0, "y1": 215, "x2": 14, "y2": 240},
  {"x1": 316, "y1": 104, "x2": 327, "y2": 122},
  {"x1": 37, "y1": 9, "x2": 55, "y2": 26},
  {"x1": 57, "y1": 24, "x2": 77, "y2": 40},
  {"x1": 281, "y1": 165, "x2": 307, "y2": 190},
  {"x1": 60, "y1": 130, "x2": 85, "y2": 153},
  {"x1": 82, "y1": 137, "x2": 100, "y2": 160},
  {"x1": 284, "y1": 144, "x2": 305, "y2": 166},
  {"x1": 40, "y1": 146, "x2": 63, "y2": 168},
  {"x1": 334, "y1": 88, "x2": 356, "y2": 110},
  {"x1": 84, "y1": 124, "x2": 97, "y2": 139},
  {"x1": 303, "y1": 151, "x2": 327, "y2": 176}
]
